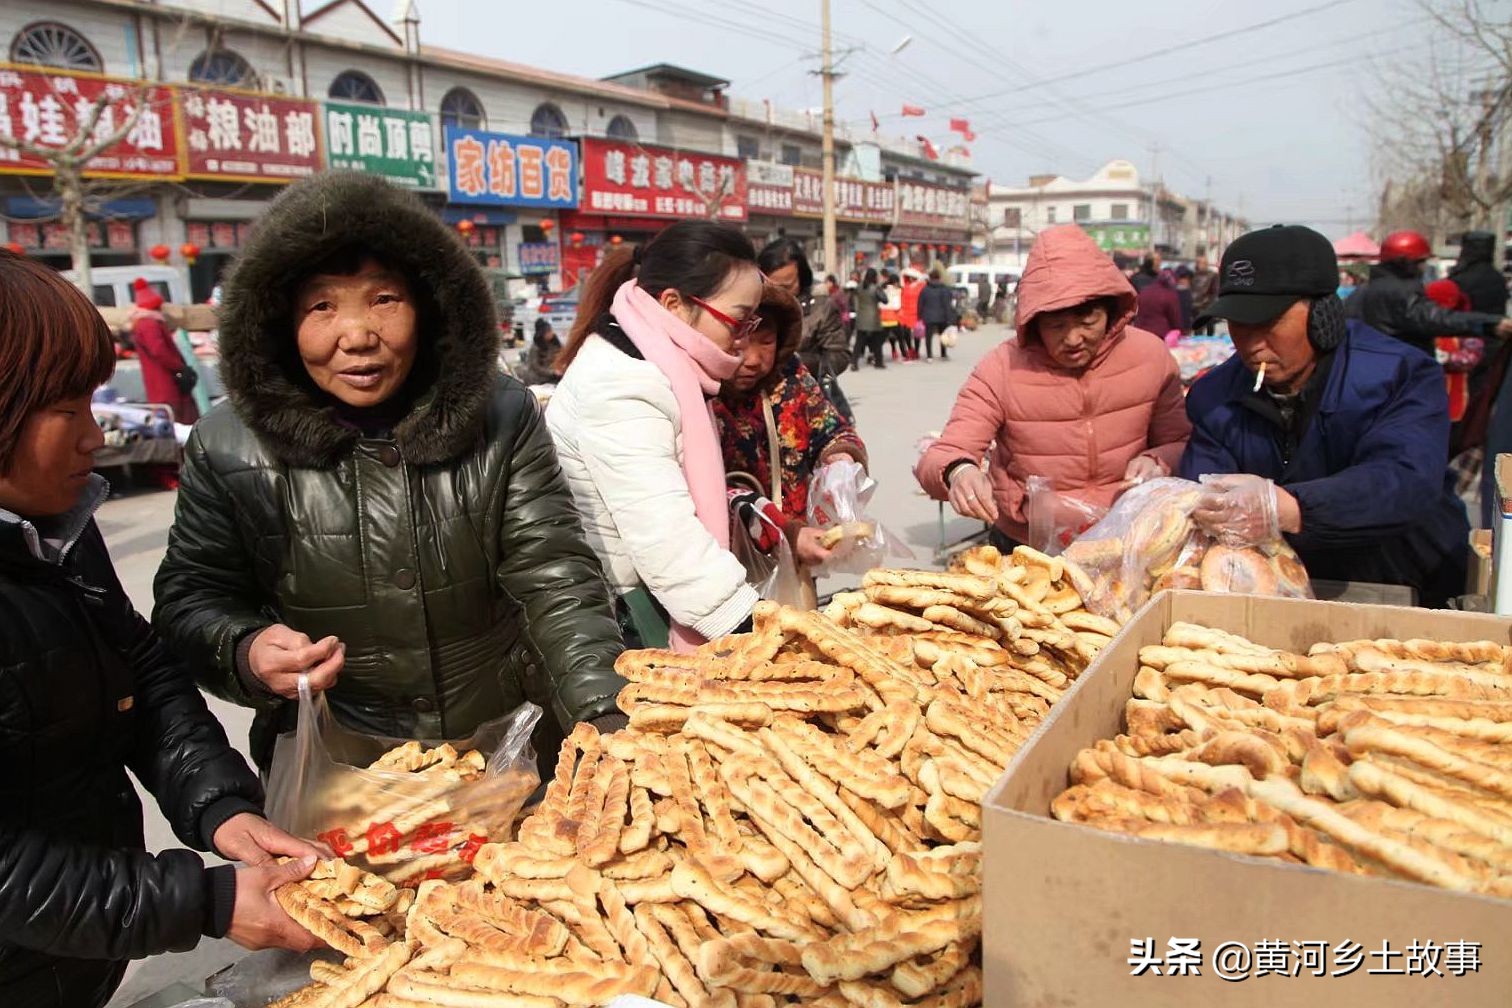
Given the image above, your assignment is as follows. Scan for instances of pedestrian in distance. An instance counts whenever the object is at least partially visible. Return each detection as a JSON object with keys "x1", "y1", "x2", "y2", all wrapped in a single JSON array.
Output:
[
  {"x1": 1131, "y1": 268, "x2": 1184, "y2": 342},
  {"x1": 849, "y1": 267, "x2": 883, "y2": 372},
  {"x1": 129, "y1": 277, "x2": 200, "y2": 424},
  {"x1": 876, "y1": 271, "x2": 902, "y2": 368},
  {"x1": 915, "y1": 225, "x2": 1190, "y2": 552},
  {"x1": 715, "y1": 283, "x2": 867, "y2": 573},
  {"x1": 1173, "y1": 264, "x2": 1195, "y2": 335},
  {"x1": 1344, "y1": 229, "x2": 1512, "y2": 356},
  {"x1": 1190, "y1": 254, "x2": 1219, "y2": 335},
  {"x1": 758, "y1": 238, "x2": 848, "y2": 380},
  {"x1": 0, "y1": 249, "x2": 327, "y2": 1008},
  {"x1": 517, "y1": 317, "x2": 564, "y2": 385},
  {"x1": 900, "y1": 268, "x2": 925, "y2": 360},
  {"x1": 153, "y1": 173, "x2": 627, "y2": 776},
  {"x1": 1449, "y1": 230, "x2": 1508, "y2": 317},
  {"x1": 918, "y1": 269, "x2": 958, "y2": 360},
  {"x1": 549, "y1": 219, "x2": 767, "y2": 652}
]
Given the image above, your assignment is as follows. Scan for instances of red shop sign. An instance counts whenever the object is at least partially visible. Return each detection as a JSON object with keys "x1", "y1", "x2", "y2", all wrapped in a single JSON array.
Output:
[
  {"x1": 0, "y1": 65, "x2": 180, "y2": 179},
  {"x1": 580, "y1": 138, "x2": 746, "y2": 223},
  {"x1": 180, "y1": 86, "x2": 321, "y2": 183}
]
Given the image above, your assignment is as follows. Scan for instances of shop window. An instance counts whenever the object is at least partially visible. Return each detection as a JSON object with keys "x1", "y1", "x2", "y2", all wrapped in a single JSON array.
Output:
[
  {"x1": 188, "y1": 48, "x2": 257, "y2": 88},
  {"x1": 1111, "y1": 203, "x2": 1129, "y2": 220},
  {"x1": 440, "y1": 87, "x2": 485, "y2": 129},
  {"x1": 11, "y1": 21, "x2": 102, "y2": 71},
  {"x1": 606, "y1": 114, "x2": 638, "y2": 141},
  {"x1": 736, "y1": 135, "x2": 760, "y2": 160},
  {"x1": 329, "y1": 70, "x2": 385, "y2": 105},
  {"x1": 529, "y1": 102, "x2": 569, "y2": 139},
  {"x1": 1073, "y1": 204, "x2": 1091, "y2": 222}
]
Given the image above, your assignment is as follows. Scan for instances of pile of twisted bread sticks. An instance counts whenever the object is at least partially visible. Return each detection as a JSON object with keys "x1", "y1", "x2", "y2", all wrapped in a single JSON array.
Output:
[
  {"x1": 266, "y1": 545, "x2": 1114, "y2": 1008},
  {"x1": 1053, "y1": 621, "x2": 1512, "y2": 896}
]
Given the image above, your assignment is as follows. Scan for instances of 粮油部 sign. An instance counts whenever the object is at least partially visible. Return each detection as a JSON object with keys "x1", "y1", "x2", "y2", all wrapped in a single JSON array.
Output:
[
  {"x1": 0, "y1": 65, "x2": 179, "y2": 178},
  {"x1": 325, "y1": 102, "x2": 437, "y2": 189},
  {"x1": 445, "y1": 127, "x2": 577, "y2": 209},
  {"x1": 180, "y1": 86, "x2": 321, "y2": 182},
  {"x1": 582, "y1": 138, "x2": 746, "y2": 222}
]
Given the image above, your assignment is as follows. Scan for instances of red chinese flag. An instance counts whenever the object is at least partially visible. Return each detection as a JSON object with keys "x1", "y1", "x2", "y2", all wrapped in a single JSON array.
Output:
[
  {"x1": 949, "y1": 117, "x2": 971, "y2": 134},
  {"x1": 916, "y1": 135, "x2": 939, "y2": 160},
  {"x1": 901, "y1": 104, "x2": 926, "y2": 117},
  {"x1": 870, "y1": 110, "x2": 880, "y2": 132}
]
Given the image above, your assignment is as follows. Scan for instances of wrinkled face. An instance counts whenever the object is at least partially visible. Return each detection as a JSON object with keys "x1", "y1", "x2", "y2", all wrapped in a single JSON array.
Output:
[
  {"x1": 295, "y1": 259, "x2": 419, "y2": 408},
  {"x1": 1036, "y1": 302, "x2": 1111, "y2": 370},
  {"x1": 731, "y1": 323, "x2": 779, "y2": 392},
  {"x1": 658, "y1": 262, "x2": 764, "y2": 355},
  {"x1": 1228, "y1": 299, "x2": 1316, "y2": 392},
  {"x1": 766, "y1": 262, "x2": 802, "y2": 299},
  {"x1": 0, "y1": 394, "x2": 105, "y2": 517}
]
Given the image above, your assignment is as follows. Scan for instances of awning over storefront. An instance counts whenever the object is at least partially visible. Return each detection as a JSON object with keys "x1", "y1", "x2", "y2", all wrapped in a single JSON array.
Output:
[{"x1": 5, "y1": 196, "x2": 157, "y2": 220}]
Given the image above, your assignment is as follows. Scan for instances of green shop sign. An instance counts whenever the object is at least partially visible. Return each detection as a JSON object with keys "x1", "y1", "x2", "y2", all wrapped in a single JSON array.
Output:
[{"x1": 323, "y1": 102, "x2": 439, "y2": 189}]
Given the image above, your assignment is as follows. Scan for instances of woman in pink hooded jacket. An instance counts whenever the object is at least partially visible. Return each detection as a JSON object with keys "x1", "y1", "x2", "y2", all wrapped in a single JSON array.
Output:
[{"x1": 914, "y1": 225, "x2": 1190, "y2": 549}]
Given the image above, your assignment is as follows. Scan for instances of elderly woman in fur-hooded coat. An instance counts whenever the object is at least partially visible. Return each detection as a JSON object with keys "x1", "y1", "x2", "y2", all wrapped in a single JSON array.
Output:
[{"x1": 153, "y1": 172, "x2": 626, "y2": 772}]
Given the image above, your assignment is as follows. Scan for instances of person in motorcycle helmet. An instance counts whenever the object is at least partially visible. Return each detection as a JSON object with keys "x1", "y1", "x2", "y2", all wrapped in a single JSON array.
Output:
[{"x1": 1344, "y1": 230, "x2": 1512, "y2": 356}]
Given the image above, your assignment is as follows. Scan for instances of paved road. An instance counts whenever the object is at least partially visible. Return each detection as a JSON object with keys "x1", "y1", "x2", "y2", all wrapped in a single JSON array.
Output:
[{"x1": 103, "y1": 323, "x2": 1006, "y2": 1006}]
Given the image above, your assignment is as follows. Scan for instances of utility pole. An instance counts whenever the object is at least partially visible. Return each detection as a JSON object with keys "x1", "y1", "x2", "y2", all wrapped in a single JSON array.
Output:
[{"x1": 819, "y1": 0, "x2": 837, "y2": 280}]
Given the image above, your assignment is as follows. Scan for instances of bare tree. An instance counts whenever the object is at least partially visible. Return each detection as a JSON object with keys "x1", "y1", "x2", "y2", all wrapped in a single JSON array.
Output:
[{"x1": 1369, "y1": 0, "x2": 1512, "y2": 262}]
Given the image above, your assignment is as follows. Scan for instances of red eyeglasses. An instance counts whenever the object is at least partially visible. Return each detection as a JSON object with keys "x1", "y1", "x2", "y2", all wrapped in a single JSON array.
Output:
[{"x1": 686, "y1": 294, "x2": 763, "y2": 340}]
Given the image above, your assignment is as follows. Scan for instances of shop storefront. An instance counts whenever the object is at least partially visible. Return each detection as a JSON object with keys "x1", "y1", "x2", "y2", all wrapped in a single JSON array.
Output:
[
  {"x1": 889, "y1": 179, "x2": 973, "y2": 271},
  {"x1": 742, "y1": 159, "x2": 893, "y2": 277},
  {"x1": 3, "y1": 195, "x2": 155, "y2": 275},
  {"x1": 444, "y1": 126, "x2": 578, "y2": 288},
  {"x1": 568, "y1": 138, "x2": 747, "y2": 290}
]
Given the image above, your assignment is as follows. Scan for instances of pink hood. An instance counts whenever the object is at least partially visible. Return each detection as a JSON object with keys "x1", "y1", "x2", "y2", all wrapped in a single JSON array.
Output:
[{"x1": 1014, "y1": 225, "x2": 1138, "y2": 348}]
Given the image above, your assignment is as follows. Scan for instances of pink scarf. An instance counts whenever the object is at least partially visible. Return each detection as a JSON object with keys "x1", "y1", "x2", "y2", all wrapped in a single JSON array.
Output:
[{"x1": 611, "y1": 280, "x2": 743, "y2": 650}]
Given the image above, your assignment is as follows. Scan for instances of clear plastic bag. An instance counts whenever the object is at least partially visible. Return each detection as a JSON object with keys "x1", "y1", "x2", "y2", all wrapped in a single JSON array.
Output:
[
  {"x1": 1025, "y1": 475, "x2": 1108, "y2": 556},
  {"x1": 729, "y1": 504, "x2": 811, "y2": 607},
  {"x1": 806, "y1": 458, "x2": 910, "y2": 577},
  {"x1": 1060, "y1": 476, "x2": 1312, "y2": 621},
  {"x1": 265, "y1": 677, "x2": 541, "y2": 887}
]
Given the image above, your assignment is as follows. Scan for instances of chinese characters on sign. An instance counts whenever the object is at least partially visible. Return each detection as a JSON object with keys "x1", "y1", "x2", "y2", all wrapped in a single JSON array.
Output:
[
  {"x1": 181, "y1": 87, "x2": 321, "y2": 181},
  {"x1": 325, "y1": 102, "x2": 437, "y2": 189},
  {"x1": 894, "y1": 179, "x2": 972, "y2": 229},
  {"x1": 1128, "y1": 937, "x2": 1482, "y2": 982},
  {"x1": 741, "y1": 160, "x2": 896, "y2": 224},
  {"x1": 518, "y1": 241, "x2": 560, "y2": 273},
  {"x1": 445, "y1": 127, "x2": 577, "y2": 209},
  {"x1": 0, "y1": 67, "x2": 178, "y2": 178},
  {"x1": 581, "y1": 138, "x2": 747, "y2": 222}
]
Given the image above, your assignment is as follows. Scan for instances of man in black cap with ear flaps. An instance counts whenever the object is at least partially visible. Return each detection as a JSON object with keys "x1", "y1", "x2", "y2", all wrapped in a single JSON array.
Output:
[{"x1": 1179, "y1": 224, "x2": 1469, "y2": 607}]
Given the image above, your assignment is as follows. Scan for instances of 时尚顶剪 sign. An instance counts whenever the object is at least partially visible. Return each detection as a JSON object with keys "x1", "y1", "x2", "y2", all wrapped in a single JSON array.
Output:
[
  {"x1": 325, "y1": 102, "x2": 438, "y2": 189},
  {"x1": 444, "y1": 127, "x2": 578, "y2": 209}
]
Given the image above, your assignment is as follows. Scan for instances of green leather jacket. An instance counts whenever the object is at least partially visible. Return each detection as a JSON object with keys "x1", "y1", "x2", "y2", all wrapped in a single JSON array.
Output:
[{"x1": 152, "y1": 172, "x2": 624, "y2": 769}]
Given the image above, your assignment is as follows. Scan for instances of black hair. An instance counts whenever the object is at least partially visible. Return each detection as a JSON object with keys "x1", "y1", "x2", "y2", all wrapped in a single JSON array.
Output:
[
  {"x1": 560, "y1": 219, "x2": 756, "y2": 371},
  {"x1": 862, "y1": 268, "x2": 879, "y2": 288},
  {"x1": 757, "y1": 237, "x2": 814, "y2": 294},
  {"x1": 534, "y1": 317, "x2": 554, "y2": 341}
]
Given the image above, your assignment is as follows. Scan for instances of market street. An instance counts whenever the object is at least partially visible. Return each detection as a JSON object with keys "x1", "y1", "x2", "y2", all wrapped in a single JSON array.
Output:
[{"x1": 103, "y1": 323, "x2": 1007, "y2": 1007}]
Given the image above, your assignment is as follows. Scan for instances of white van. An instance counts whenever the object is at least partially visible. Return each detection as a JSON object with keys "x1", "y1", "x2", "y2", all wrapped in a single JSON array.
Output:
[
  {"x1": 947, "y1": 263, "x2": 1020, "y2": 302},
  {"x1": 63, "y1": 263, "x2": 193, "y2": 309}
]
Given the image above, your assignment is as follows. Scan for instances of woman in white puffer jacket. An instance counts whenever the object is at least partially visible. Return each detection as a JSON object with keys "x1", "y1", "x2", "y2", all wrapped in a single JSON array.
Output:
[{"x1": 547, "y1": 221, "x2": 765, "y2": 651}]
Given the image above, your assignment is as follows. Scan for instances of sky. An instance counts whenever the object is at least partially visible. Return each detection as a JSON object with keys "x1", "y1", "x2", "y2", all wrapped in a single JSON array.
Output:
[{"x1": 418, "y1": 0, "x2": 1445, "y2": 237}]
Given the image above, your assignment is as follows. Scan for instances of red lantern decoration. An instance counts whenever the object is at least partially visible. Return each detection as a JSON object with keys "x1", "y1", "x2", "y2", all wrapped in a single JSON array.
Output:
[
  {"x1": 570, "y1": 231, "x2": 585, "y2": 247},
  {"x1": 609, "y1": 235, "x2": 623, "y2": 246},
  {"x1": 180, "y1": 242, "x2": 201, "y2": 266},
  {"x1": 854, "y1": 250, "x2": 865, "y2": 261},
  {"x1": 3, "y1": 241, "x2": 22, "y2": 255},
  {"x1": 539, "y1": 218, "x2": 556, "y2": 233},
  {"x1": 456, "y1": 219, "x2": 476, "y2": 236},
  {"x1": 149, "y1": 244, "x2": 171, "y2": 263}
]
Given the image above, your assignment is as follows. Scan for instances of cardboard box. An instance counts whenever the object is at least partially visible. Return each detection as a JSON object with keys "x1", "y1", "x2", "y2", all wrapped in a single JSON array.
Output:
[{"x1": 983, "y1": 591, "x2": 1512, "y2": 1006}]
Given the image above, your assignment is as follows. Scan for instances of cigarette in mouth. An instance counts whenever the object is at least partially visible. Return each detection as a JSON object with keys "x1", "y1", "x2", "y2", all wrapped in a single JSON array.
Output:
[{"x1": 1252, "y1": 362, "x2": 1266, "y2": 392}]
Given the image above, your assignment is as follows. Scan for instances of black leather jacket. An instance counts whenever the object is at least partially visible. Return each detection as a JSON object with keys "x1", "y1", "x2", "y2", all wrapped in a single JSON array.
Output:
[
  {"x1": 1345, "y1": 264, "x2": 1504, "y2": 355},
  {"x1": 0, "y1": 487, "x2": 260, "y2": 1006}
]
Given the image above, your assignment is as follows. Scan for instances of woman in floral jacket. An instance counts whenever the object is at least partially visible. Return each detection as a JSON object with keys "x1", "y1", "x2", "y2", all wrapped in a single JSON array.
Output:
[{"x1": 714, "y1": 285, "x2": 867, "y2": 568}]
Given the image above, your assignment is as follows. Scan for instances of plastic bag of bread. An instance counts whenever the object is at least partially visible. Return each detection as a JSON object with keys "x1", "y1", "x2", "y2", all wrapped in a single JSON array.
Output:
[
  {"x1": 806, "y1": 457, "x2": 907, "y2": 577},
  {"x1": 265, "y1": 676, "x2": 540, "y2": 887},
  {"x1": 1025, "y1": 475, "x2": 1108, "y2": 556},
  {"x1": 1061, "y1": 477, "x2": 1312, "y2": 621}
]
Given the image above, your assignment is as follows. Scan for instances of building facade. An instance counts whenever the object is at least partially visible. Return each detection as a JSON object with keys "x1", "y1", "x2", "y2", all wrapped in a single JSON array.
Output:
[
  {"x1": 0, "y1": 0, "x2": 974, "y2": 298},
  {"x1": 982, "y1": 159, "x2": 1247, "y2": 264}
]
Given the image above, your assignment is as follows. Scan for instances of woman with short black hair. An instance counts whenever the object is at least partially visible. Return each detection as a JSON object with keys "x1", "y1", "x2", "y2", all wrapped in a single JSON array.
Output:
[{"x1": 0, "y1": 250, "x2": 322, "y2": 1007}]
